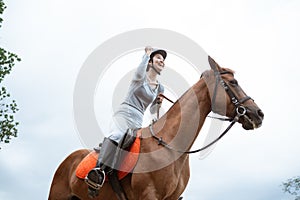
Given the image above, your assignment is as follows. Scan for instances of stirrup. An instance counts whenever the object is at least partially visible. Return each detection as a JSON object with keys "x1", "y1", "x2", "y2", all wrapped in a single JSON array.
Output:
[{"x1": 85, "y1": 168, "x2": 106, "y2": 190}]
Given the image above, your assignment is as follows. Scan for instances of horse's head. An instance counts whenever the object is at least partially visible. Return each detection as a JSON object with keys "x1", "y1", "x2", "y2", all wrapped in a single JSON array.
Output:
[{"x1": 202, "y1": 56, "x2": 264, "y2": 130}]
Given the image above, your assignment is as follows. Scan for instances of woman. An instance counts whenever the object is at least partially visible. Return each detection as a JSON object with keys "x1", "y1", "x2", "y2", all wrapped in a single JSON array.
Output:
[{"x1": 86, "y1": 46, "x2": 167, "y2": 188}]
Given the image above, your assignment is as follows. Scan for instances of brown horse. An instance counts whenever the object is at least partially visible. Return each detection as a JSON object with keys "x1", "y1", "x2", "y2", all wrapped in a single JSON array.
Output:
[{"x1": 48, "y1": 56, "x2": 264, "y2": 200}]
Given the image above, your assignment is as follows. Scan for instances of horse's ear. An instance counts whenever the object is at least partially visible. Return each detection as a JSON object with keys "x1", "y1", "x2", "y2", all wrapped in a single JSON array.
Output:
[{"x1": 208, "y1": 56, "x2": 220, "y2": 72}]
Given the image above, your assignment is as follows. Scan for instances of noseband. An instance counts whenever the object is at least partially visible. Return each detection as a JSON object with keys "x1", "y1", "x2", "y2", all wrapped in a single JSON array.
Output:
[{"x1": 149, "y1": 68, "x2": 252, "y2": 154}]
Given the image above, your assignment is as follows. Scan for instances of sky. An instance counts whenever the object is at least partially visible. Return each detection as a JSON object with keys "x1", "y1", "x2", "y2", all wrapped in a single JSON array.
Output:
[{"x1": 0, "y1": 0, "x2": 300, "y2": 199}]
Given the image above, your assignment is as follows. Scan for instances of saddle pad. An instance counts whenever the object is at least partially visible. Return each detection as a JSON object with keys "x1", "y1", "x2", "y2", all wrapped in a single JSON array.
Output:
[{"x1": 76, "y1": 133, "x2": 141, "y2": 180}]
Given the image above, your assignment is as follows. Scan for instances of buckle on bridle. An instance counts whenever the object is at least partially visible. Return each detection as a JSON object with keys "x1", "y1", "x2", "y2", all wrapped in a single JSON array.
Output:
[{"x1": 236, "y1": 106, "x2": 246, "y2": 116}]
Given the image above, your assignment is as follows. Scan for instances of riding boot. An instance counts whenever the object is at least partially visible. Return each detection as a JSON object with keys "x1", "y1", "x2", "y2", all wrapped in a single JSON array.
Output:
[{"x1": 85, "y1": 137, "x2": 118, "y2": 189}]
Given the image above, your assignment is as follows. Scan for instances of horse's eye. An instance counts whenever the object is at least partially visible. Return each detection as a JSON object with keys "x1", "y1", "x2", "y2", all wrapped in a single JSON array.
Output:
[{"x1": 229, "y1": 80, "x2": 238, "y2": 86}]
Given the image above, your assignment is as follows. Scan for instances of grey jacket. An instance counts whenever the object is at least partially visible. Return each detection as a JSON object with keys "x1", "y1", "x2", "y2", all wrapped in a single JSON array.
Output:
[{"x1": 112, "y1": 54, "x2": 164, "y2": 132}]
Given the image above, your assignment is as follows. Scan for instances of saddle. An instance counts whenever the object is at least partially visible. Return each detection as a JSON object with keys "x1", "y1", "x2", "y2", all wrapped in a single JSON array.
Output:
[{"x1": 76, "y1": 129, "x2": 141, "y2": 181}]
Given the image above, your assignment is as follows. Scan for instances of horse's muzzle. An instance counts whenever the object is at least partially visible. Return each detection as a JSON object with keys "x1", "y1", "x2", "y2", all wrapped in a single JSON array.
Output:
[{"x1": 240, "y1": 107, "x2": 264, "y2": 130}]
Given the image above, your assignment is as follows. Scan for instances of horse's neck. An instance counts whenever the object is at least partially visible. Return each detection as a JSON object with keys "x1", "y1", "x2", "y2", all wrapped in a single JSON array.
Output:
[{"x1": 154, "y1": 78, "x2": 211, "y2": 151}]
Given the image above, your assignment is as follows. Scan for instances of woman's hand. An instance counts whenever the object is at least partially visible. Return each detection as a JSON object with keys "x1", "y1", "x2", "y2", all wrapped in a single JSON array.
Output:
[
  {"x1": 156, "y1": 93, "x2": 164, "y2": 104},
  {"x1": 145, "y1": 46, "x2": 153, "y2": 56}
]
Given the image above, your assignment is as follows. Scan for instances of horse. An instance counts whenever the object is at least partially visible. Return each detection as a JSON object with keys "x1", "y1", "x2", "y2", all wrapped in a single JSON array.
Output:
[{"x1": 48, "y1": 56, "x2": 264, "y2": 200}]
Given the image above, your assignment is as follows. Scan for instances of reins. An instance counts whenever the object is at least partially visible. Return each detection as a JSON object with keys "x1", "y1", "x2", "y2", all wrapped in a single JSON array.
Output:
[
  {"x1": 149, "y1": 108, "x2": 247, "y2": 154},
  {"x1": 149, "y1": 118, "x2": 237, "y2": 154},
  {"x1": 156, "y1": 93, "x2": 175, "y2": 119},
  {"x1": 158, "y1": 93, "x2": 175, "y2": 104},
  {"x1": 149, "y1": 64, "x2": 252, "y2": 154}
]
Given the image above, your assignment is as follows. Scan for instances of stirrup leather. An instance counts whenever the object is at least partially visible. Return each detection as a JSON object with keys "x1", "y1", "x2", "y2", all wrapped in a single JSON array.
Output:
[{"x1": 85, "y1": 168, "x2": 106, "y2": 190}]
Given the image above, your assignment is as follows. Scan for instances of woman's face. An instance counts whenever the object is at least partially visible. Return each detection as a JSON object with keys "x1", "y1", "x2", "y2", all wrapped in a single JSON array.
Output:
[{"x1": 152, "y1": 54, "x2": 165, "y2": 72}]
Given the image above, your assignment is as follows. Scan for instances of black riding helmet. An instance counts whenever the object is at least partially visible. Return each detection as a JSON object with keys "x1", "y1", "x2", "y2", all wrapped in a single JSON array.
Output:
[{"x1": 149, "y1": 49, "x2": 167, "y2": 61}]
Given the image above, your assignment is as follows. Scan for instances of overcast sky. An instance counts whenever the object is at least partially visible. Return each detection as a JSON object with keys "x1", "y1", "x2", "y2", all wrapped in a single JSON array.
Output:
[{"x1": 1, "y1": 0, "x2": 300, "y2": 199}]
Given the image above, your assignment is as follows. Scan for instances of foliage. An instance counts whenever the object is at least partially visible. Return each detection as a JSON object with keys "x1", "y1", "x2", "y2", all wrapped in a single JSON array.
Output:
[
  {"x1": 282, "y1": 176, "x2": 300, "y2": 200},
  {"x1": 0, "y1": 0, "x2": 20, "y2": 148},
  {"x1": 0, "y1": 0, "x2": 5, "y2": 27}
]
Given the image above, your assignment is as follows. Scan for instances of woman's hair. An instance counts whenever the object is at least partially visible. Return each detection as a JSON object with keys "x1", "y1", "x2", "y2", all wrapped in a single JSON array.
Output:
[{"x1": 146, "y1": 62, "x2": 152, "y2": 71}]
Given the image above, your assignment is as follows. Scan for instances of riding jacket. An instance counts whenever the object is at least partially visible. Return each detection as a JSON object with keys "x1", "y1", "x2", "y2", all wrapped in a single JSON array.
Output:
[{"x1": 108, "y1": 54, "x2": 164, "y2": 142}]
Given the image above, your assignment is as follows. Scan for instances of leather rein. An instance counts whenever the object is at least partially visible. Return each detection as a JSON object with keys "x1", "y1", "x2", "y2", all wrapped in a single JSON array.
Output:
[{"x1": 149, "y1": 69, "x2": 252, "y2": 154}]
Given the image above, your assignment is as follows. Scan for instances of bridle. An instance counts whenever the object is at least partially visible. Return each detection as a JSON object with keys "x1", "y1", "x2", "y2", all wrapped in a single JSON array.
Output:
[
  {"x1": 149, "y1": 63, "x2": 252, "y2": 154},
  {"x1": 211, "y1": 70, "x2": 252, "y2": 120}
]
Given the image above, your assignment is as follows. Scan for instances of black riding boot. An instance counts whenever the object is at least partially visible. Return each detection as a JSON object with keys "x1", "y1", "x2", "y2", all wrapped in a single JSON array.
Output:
[{"x1": 85, "y1": 137, "x2": 118, "y2": 189}]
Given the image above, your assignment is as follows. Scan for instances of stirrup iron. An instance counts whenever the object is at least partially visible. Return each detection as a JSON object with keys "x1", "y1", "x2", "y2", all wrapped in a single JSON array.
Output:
[{"x1": 85, "y1": 168, "x2": 106, "y2": 190}]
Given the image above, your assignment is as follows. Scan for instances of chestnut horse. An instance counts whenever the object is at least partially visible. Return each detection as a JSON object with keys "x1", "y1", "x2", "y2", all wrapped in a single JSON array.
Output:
[{"x1": 49, "y1": 56, "x2": 264, "y2": 200}]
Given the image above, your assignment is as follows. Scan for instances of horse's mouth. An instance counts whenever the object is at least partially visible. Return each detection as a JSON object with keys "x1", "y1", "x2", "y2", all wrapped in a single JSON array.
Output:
[{"x1": 240, "y1": 114, "x2": 262, "y2": 130}]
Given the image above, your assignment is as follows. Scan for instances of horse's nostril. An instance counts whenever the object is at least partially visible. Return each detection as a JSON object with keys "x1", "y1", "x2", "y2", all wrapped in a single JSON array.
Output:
[{"x1": 257, "y1": 110, "x2": 264, "y2": 119}]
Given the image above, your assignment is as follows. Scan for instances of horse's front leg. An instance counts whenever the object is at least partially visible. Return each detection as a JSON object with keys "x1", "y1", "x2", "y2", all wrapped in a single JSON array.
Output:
[
  {"x1": 139, "y1": 185, "x2": 161, "y2": 200},
  {"x1": 131, "y1": 173, "x2": 164, "y2": 200}
]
